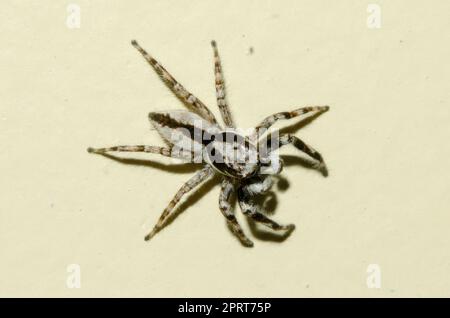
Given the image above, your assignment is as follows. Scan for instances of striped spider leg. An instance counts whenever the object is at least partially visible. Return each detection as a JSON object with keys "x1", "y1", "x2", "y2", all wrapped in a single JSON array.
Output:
[
  {"x1": 258, "y1": 130, "x2": 328, "y2": 175},
  {"x1": 219, "y1": 179, "x2": 254, "y2": 247},
  {"x1": 131, "y1": 40, "x2": 219, "y2": 125},
  {"x1": 145, "y1": 165, "x2": 215, "y2": 240},
  {"x1": 211, "y1": 40, "x2": 234, "y2": 128},
  {"x1": 253, "y1": 106, "x2": 329, "y2": 134},
  {"x1": 237, "y1": 175, "x2": 295, "y2": 233},
  {"x1": 254, "y1": 104, "x2": 330, "y2": 175}
]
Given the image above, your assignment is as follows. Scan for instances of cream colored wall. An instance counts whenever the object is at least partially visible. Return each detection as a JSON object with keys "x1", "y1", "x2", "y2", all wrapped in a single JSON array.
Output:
[{"x1": 1, "y1": 0, "x2": 449, "y2": 297}]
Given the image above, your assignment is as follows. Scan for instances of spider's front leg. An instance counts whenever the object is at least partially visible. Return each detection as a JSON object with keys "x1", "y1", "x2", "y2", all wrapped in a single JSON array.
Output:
[
  {"x1": 131, "y1": 40, "x2": 218, "y2": 125},
  {"x1": 219, "y1": 179, "x2": 254, "y2": 247},
  {"x1": 211, "y1": 40, "x2": 234, "y2": 128},
  {"x1": 237, "y1": 181, "x2": 295, "y2": 233}
]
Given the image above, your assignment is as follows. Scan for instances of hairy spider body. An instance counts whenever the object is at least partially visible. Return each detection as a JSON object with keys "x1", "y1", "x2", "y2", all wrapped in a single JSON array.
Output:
[
  {"x1": 88, "y1": 40, "x2": 329, "y2": 247},
  {"x1": 204, "y1": 131, "x2": 259, "y2": 179}
]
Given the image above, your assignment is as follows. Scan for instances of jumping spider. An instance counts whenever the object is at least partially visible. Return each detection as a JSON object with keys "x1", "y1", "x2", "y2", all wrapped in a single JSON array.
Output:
[{"x1": 88, "y1": 40, "x2": 329, "y2": 247}]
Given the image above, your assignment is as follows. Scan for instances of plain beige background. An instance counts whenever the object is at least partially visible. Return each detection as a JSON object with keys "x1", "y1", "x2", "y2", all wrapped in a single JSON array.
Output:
[{"x1": 1, "y1": 0, "x2": 449, "y2": 297}]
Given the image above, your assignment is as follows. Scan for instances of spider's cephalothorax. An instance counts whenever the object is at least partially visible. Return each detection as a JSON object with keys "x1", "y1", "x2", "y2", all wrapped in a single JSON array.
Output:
[
  {"x1": 204, "y1": 131, "x2": 259, "y2": 179},
  {"x1": 88, "y1": 40, "x2": 329, "y2": 247}
]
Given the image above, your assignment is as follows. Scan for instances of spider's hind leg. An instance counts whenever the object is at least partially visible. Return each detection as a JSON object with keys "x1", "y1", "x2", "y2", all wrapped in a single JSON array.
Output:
[
  {"x1": 145, "y1": 165, "x2": 214, "y2": 241},
  {"x1": 219, "y1": 179, "x2": 254, "y2": 247},
  {"x1": 238, "y1": 187, "x2": 295, "y2": 232}
]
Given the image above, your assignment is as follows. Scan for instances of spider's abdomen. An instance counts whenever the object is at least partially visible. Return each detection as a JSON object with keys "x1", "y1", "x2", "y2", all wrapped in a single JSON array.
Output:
[{"x1": 204, "y1": 131, "x2": 259, "y2": 179}]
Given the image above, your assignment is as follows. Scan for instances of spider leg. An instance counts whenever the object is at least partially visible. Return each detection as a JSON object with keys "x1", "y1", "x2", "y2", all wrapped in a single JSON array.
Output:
[
  {"x1": 277, "y1": 133, "x2": 326, "y2": 170},
  {"x1": 131, "y1": 40, "x2": 218, "y2": 125},
  {"x1": 219, "y1": 179, "x2": 254, "y2": 247},
  {"x1": 253, "y1": 106, "x2": 329, "y2": 136},
  {"x1": 261, "y1": 133, "x2": 326, "y2": 172},
  {"x1": 145, "y1": 165, "x2": 214, "y2": 241},
  {"x1": 238, "y1": 187, "x2": 295, "y2": 232},
  {"x1": 211, "y1": 40, "x2": 234, "y2": 128},
  {"x1": 87, "y1": 145, "x2": 192, "y2": 161}
]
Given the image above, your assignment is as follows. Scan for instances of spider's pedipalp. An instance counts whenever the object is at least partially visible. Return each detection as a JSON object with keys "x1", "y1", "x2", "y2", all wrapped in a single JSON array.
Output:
[
  {"x1": 144, "y1": 165, "x2": 214, "y2": 241},
  {"x1": 219, "y1": 179, "x2": 254, "y2": 247},
  {"x1": 131, "y1": 40, "x2": 218, "y2": 125},
  {"x1": 211, "y1": 40, "x2": 234, "y2": 128}
]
